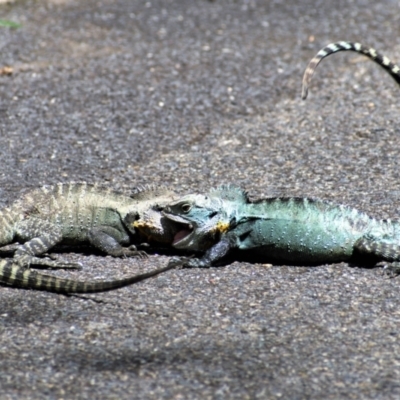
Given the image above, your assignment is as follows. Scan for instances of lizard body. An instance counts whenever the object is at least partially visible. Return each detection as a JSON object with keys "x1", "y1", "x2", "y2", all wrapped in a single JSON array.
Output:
[
  {"x1": 163, "y1": 185, "x2": 400, "y2": 272},
  {"x1": 302, "y1": 41, "x2": 400, "y2": 99},
  {"x1": 0, "y1": 182, "x2": 178, "y2": 270}
]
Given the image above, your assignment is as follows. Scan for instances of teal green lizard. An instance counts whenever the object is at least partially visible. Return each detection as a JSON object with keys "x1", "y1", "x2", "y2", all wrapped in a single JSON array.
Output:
[
  {"x1": 162, "y1": 185, "x2": 400, "y2": 274},
  {"x1": 0, "y1": 182, "x2": 178, "y2": 269}
]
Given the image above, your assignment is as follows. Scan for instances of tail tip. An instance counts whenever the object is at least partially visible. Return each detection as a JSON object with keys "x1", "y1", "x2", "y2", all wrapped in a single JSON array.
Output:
[{"x1": 301, "y1": 87, "x2": 308, "y2": 100}]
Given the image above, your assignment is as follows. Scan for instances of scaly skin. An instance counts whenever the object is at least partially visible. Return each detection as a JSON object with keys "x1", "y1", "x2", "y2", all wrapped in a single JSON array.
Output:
[
  {"x1": 0, "y1": 258, "x2": 177, "y2": 293},
  {"x1": 163, "y1": 185, "x2": 400, "y2": 273},
  {"x1": 0, "y1": 182, "x2": 179, "y2": 270},
  {"x1": 302, "y1": 41, "x2": 400, "y2": 99}
]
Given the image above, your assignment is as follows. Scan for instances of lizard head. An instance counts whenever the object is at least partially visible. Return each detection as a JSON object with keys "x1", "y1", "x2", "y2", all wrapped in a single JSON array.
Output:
[
  {"x1": 123, "y1": 186, "x2": 182, "y2": 244},
  {"x1": 162, "y1": 194, "x2": 225, "y2": 251},
  {"x1": 162, "y1": 185, "x2": 248, "y2": 251}
]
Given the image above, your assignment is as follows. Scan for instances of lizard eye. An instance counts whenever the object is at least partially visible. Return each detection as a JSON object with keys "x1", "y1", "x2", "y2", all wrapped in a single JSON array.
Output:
[{"x1": 180, "y1": 203, "x2": 192, "y2": 213}]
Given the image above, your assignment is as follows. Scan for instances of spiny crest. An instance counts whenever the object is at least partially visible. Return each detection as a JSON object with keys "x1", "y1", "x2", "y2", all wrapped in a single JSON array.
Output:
[
  {"x1": 130, "y1": 184, "x2": 174, "y2": 200},
  {"x1": 44, "y1": 182, "x2": 124, "y2": 197},
  {"x1": 16, "y1": 182, "x2": 131, "y2": 207},
  {"x1": 209, "y1": 185, "x2": 249, "y2": 203}
]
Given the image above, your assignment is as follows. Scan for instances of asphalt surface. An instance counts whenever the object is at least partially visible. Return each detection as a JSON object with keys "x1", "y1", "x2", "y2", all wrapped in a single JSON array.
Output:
[{"x1": 1, "y1": 0, "x2": 400, "y2": 399}]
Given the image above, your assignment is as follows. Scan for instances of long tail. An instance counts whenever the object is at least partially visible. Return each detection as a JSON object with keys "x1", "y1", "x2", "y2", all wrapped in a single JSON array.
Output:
[
  {"x1": 0, "y1": 259, "x2": 176, "y2": 293},
  {"x1": 301, "y1": 41, "x2": 400, "y2": 100}
]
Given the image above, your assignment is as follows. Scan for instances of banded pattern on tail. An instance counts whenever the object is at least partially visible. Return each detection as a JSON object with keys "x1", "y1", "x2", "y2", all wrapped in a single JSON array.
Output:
[
  {"x1": 301, "y1": 41, "x2": 400, "y2": 99},
  {"x1": 0, "y1": 259, "x2": 177, "y2": 293}
]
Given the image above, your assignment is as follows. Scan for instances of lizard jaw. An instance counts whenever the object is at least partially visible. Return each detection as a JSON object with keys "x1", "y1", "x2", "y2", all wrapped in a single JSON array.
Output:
[{"x1": 161, "y1": 212, "x2": 194, "y2": 247}]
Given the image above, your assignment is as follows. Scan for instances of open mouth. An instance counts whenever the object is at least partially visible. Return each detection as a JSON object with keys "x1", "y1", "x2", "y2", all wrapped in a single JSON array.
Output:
[
  {"x1": 172, "y1": 228, "x2": 193, "y2": 245},
  {"x1": 162, "y1": 212, "x2": 194, "y2": 246}
]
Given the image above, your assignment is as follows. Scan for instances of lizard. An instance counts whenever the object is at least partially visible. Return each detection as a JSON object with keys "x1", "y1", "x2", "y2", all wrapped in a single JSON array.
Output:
[
  {"x1": 162, "y1": 185, "x2": 400, "y2": 274},
  {"x1": 0, "y1": 258, "x2": 177, "y2": 293},
  {"x1": 301, "y1": 41, "x2": 400, "y2": 100},
  {"x1": 0, "y1": 182, "x2": 180, "y2": 271}
]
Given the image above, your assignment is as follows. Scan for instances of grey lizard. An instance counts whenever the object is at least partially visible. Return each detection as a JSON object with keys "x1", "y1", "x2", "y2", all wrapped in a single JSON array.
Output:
[{"x1": 0, "y1": 182, "x2": 179, "y2": 270}]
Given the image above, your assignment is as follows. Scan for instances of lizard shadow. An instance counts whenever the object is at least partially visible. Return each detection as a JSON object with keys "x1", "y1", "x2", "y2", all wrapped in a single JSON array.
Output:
[
  {"x1": 0, "y1": 243, "x2": 191, "y2": 258},
  {"x1": 210, "y1": 248, "x2": 380, "y2": 271},
  {"x1": 0, "y1": 243, "x2": 382, "y2": 273},
  {"x1": 47, "y1": 336, "x2": 272, "y2": 378}
]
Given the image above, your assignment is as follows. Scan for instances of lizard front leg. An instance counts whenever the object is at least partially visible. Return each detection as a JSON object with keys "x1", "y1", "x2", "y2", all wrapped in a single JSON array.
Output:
[
  {"x1": 169, "y1": 236, "x2": 234, "y2": 268},
  {"x1": 88, "y1": 226, "x2": 147, "y2": 258}
]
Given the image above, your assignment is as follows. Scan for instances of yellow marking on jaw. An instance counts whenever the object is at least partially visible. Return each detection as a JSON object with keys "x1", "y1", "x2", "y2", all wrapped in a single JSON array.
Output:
[
  {"x1": 211, "y1": 221, "x2": 230, "y2": 234},
  {"x1": 133, "y1": 220, "x2": 157, "y2": 229},
  {"x1": 133, "y1": 220, "x2": 145, "y2": 228}
]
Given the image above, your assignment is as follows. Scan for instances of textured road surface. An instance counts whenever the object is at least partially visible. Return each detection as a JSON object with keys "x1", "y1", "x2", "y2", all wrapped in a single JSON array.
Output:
[{"x1": 1, "y1": 0, "x2": 400, "y2": 399}]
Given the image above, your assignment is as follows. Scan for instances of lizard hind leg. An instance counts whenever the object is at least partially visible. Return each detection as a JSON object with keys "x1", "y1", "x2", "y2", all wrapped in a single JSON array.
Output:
[
  {"x1": 354, "y1": 235, "x2": 400, "y2": 276},
  {"x1": 14, "y1": 219, "x2": 82, "y2": 270},
  {"x1": 354, "y1": 235, "x2": 400, "y2": 261},
  {"x1": 378, "y1": 262, "x2": 400, "y2": 278}
]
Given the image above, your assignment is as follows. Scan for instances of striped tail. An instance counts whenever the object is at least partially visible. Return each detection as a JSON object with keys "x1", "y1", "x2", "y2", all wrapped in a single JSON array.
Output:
[
  {"x1": 0, "y1": 259, "x2": 177, "y2": 293},
  {"x1": 301, "y1": 41, "x2": 400, "y2": 99}
]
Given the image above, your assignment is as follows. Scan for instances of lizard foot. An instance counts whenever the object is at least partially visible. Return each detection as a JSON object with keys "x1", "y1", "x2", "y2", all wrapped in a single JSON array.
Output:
[
  {"x1": 167, "y1": 256, "x2": 190, "y2": 268},
  {"x1": 0, "y1": 243, "x2": 21, "y2": 253},
  {"x1": 378, "y1": 261, "x2": 400, "y2": 278},
  {"x1": 109, "y1": 245, "x2": 149, "y2": 259},
  {"x1": 15, "y1": 255, "x2": 83, "y2": 270},
  {"x1": 128, "y1": 250, "x2": 149, "y2": 259}
]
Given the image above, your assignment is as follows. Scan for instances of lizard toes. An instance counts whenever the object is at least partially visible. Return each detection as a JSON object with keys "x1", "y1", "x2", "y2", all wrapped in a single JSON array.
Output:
[
  {"x1": 130, "y1": 250, "x2": 148, "y2": 259},
  {"x1": 49, "y1": 261, "x2": 84, "y2": 270},
  {"x1": 137, "y1": 251, "x2": 149, "y2": 259}
]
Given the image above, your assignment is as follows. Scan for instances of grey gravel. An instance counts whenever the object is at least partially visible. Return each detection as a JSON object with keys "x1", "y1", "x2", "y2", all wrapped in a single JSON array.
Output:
[{"x1": 1, "y1": 0, "x2": 400, "y2": 399}]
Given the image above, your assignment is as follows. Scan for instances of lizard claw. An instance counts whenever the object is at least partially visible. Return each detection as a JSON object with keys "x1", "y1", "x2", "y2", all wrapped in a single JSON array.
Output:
[
  {"x1": 125, "y1": 246, "x2": 149, "y2": 259},
  {"x1": 126, "y1": 246, "x2": 148, "y2": 259},
  {"x1": 111, "y1": 246, "x2": 149, "y2": 259},
  {"x1": 134, "y1": 250, "x2": 149, "y2": 259}
]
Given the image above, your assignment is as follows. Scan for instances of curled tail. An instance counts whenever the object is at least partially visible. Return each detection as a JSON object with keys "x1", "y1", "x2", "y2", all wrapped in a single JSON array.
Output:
[
  {"x1": 0, "y1": 259, "x2": 176, "y2": 293},
  {"x1": 301, "y1": 41, "x2": 400, "y2": 99}
]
